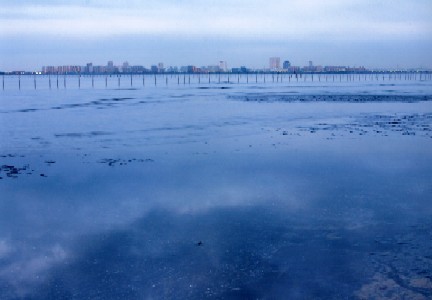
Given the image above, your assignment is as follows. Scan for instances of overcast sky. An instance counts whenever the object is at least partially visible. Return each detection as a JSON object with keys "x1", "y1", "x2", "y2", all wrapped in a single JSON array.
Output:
[{"x1": 1, "y1": 0, "x2": 431, "y2": 70}]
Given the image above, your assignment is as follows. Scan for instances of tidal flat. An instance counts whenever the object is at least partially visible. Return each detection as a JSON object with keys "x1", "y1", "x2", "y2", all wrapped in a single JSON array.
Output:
[{"x1": 1, "y1": 75, "x2": 431, "y2": 299}]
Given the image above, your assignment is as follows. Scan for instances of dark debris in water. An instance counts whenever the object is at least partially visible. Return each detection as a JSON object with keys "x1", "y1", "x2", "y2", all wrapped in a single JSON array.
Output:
[
  {"x1": 98, "y1": 158, "x2": 155, "y2": 166},
  {"x1": 197, "y1": 86, "x2": 232, "y2": 90},
  {"x1": 292, "y1": 113, "x2": 432, "y2": 138},
  {"x1": 54, "y1": 131, "x2": 113, "y2": 138},
  {"x1": 0, "y1": 154, "x2": 25, "y2": 158},
  {"x1": 0, "y1": 164, "x2": 31, "y2": 178}
]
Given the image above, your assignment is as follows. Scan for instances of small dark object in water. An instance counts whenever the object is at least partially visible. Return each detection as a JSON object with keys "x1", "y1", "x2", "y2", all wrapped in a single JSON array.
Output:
[
  {"x1": 40, "y1": 173, "x2": 47, "y2": 177},
  {"x1": 197, "y1": 241, "x2": 203, "y2": 246}
]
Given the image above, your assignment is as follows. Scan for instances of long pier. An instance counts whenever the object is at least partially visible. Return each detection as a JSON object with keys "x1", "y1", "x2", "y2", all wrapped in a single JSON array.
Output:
[{"x1": 1, "y1": 72, "x2": 431, "y2": 90}]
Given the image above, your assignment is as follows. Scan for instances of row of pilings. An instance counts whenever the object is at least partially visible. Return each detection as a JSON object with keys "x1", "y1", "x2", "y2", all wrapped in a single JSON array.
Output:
[{"x1": 2, "y1": 72, "x2": 431, "y2": 90}]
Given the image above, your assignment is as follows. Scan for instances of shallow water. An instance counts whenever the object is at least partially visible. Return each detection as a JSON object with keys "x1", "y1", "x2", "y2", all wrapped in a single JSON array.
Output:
[{"x1": 1, "y1": 76, "x2": 432, "y2": 299}]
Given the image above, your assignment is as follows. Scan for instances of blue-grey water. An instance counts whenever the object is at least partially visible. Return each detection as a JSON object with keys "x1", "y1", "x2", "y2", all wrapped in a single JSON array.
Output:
[{"x1": 1, "y1": 75, "x2": 432, "y2": 299}]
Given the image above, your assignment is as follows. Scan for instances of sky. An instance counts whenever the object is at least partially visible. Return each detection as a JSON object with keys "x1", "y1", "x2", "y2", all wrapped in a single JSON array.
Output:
[{"x1": 0, "y1": 0, "x2": 431, "y2": 71}]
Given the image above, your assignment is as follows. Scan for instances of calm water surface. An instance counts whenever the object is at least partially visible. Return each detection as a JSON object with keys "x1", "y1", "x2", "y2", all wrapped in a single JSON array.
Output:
[{"x1": 1, "y1": 76, "x2": 431, "y2": 299}]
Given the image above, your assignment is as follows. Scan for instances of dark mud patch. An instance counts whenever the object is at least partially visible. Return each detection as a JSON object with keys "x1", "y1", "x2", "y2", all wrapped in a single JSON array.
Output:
[
  {"x1": 197, "y1": 86, "x2": 232, "y2": 90},
  {"x1": 52, "y1": 97, "x2": 135, "y2": 110},
  {"x1": 16, "y1": 108, "x2": 38, "y2": 113},
  {"x1": 292, "y1": 113, "x2": 432, "y2": 138},
  {"x1": 3, "y1": 98, "x2": 137, "y2": 114},
  {"x1": 0, "y1": 164, "x2": 32, "y2": 178},
  {"x1": 97, "y1": 158, "x2": 154, "y2": 166},
  {"x1": 0, "y1": 154, "x2": 25, "y2": 158},
  {"x1": 229, "y1": 94, "x2": 431, "y2": 103},
  {"x1": 54, "y1": 131, "x2": 113, "y2": 138}
]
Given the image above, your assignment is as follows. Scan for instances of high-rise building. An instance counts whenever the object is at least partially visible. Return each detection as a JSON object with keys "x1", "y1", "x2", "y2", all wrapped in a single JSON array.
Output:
[
  {"x1": 283, "y1": 60, "x2": 291, "y2": 69},
  {"x1": 269, "y1": 57, "x2": 281, "y2": 70}
]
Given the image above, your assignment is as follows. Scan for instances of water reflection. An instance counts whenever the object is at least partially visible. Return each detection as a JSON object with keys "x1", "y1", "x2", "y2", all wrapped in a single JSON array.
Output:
[{"x1": 1, "y1": 148, "x2": 431, "y2": 299}]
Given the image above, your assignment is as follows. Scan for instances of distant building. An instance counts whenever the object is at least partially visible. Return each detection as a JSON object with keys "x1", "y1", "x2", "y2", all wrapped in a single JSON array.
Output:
[
  {"x1": 86, "y1": 63, "x2": 93, "y2": 73},
  {"x1": 231, "y1": 66, "x2": 249, "y2": 73},
  {"x1": 122, "y1": 61, "x2": 130, "y2": 73},
  {"x1": 219, "y1": 61, "x2": 228, "y2": 72},
  {"x1": 187, "y1": 65, "x2": 197, "y2": 73},
  {"x1": 287, "y1": 66, "x2": 300, "y2": 73},
  {"x1": 346, "y1": 66, "x2": 367, "y2": 72},
  {"x1": 131, "y1": 65, "x2": 145, "y2": 73},
  {"x1": 283, "y1": 60, "x2": 291, "y2": 69},
  {"x1": 151, "y1": 65, "x2": 159, "y2": 73},
  {"x1": 324, "y1": 66, "x2": 347, "y2": 72},
  {"x1": 166, "y1": 66, "x2": 178, "y2": 73},
  {"x1": 303, "y1": 61, "x2": 323, "y2": 72},
  {"x1": 207, "y1": 65, "x2": 221, "y2": 73},
  {"x1": 157, "y1": 63, "x2": 164, "y2": 73},
  {"x1": 107, "y1": 61, "x2": 114, "y2": 73},
  {"x1": 92, "y1": 66, "x2": 106, "y2": 73},
  {"x1": 269, "y1": 57, "x2": 281, "y2": 70}
]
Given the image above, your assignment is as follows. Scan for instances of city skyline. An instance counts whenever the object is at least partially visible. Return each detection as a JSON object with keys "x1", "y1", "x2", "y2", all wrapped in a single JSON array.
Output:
[
  {"x1": 4, "y1": 57, "x2": 432, "y2": 75},
  {"x1": 1, "y1": 0, "x2": 431, "y2": 71},
  {"x1": 36, "y1": 58, "x2": 371, "y2": 74}
]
